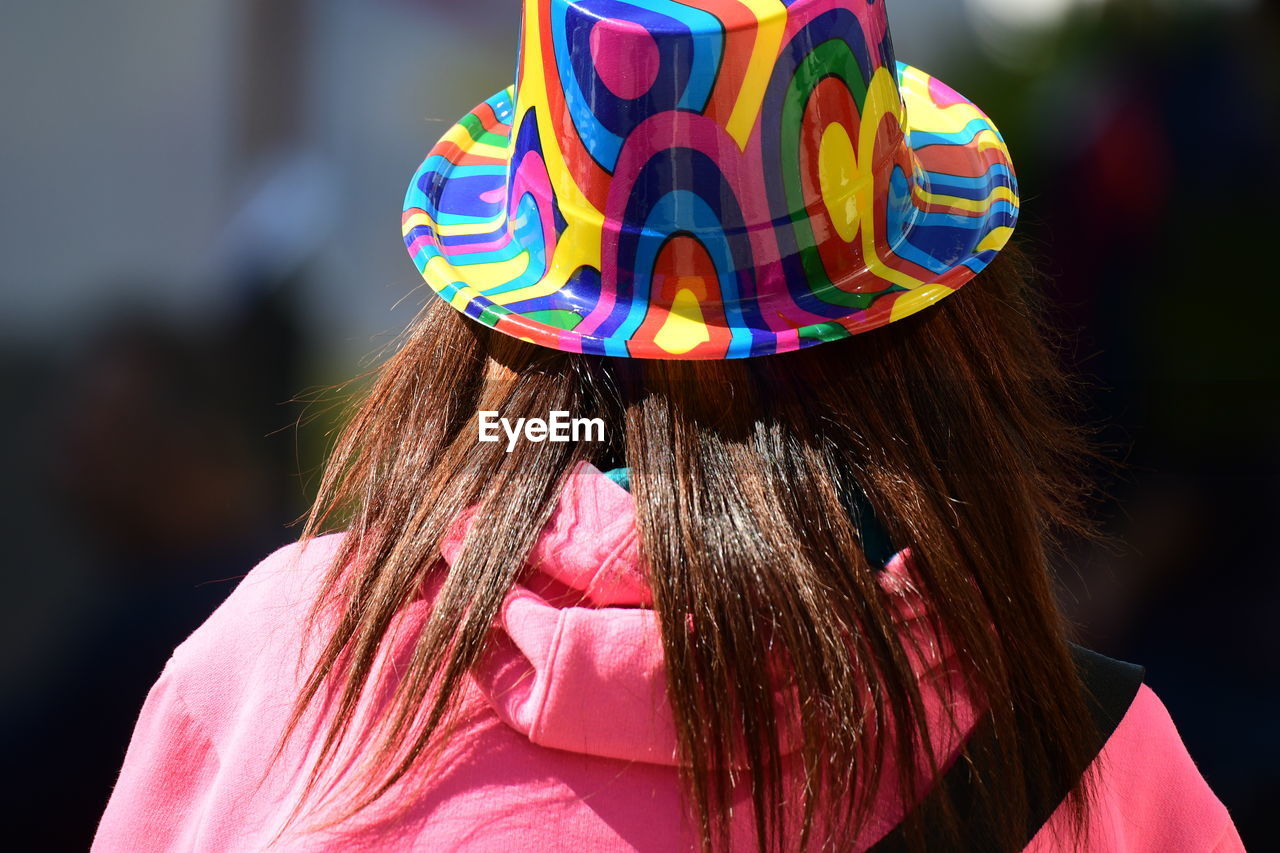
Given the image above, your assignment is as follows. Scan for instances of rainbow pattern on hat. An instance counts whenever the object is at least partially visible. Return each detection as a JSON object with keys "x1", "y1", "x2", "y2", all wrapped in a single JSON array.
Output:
[{"x1": 402, "y1": 0, "x2": 1018, "y2": 359}]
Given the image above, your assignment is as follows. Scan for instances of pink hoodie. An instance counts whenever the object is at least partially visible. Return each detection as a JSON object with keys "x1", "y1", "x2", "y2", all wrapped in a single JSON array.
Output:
[{"x1": 94, "y1": 463, "x2": 1245, "y2": 851}]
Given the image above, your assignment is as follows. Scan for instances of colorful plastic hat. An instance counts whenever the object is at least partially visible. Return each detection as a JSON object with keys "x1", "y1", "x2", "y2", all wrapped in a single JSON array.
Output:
[{"x1": 403, "y1": 0, "x2": 1019, "y2": 360}]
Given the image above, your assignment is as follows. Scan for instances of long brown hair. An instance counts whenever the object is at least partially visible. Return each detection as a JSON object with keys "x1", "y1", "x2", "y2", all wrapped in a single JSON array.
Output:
[{"x1": 283, "y1": 245, "x2": 1103, "y2": 851}]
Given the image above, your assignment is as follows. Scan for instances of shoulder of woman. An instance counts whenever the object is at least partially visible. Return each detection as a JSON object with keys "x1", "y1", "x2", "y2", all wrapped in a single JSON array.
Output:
[
  {"x1": 160, "y1": 533, "x2": 350, "y2": 723},
  {"x1": 1085, "y1": 683, "x2": 1245, "y2": 851},
  {"x1": 94, "y1": 535, "x2": 351, "y2": 850}
]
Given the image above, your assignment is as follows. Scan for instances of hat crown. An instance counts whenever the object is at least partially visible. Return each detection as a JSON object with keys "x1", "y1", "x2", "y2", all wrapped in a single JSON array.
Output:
[
  {"x1": 402, "y1": 0, "x2": 1019, "y2": 359},
  {"x1": 507, "y1": 0, "x2": 911, "y2": 244}
]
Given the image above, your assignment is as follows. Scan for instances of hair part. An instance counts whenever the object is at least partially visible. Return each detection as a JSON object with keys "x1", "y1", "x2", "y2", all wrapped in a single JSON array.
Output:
[{"x1": 277, "y1": 245, "x2": 1103, "y2": 852}]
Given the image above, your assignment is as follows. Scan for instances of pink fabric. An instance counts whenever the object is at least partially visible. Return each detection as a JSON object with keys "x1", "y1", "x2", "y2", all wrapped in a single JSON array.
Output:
[{"x1": 94, "y1": 463, "x2": 1244, "y2": 851}]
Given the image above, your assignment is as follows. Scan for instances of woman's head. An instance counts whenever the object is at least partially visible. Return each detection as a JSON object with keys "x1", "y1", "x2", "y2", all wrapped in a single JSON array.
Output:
[{"x1": 286, "y1": 245, "x2": 1104, "y2": 852}]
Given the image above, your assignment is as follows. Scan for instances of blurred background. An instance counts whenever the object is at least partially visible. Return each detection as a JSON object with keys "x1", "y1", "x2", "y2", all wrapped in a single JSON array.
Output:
[{"x1": 1, "y1": 0, "x2": 1275, "y2": 848}]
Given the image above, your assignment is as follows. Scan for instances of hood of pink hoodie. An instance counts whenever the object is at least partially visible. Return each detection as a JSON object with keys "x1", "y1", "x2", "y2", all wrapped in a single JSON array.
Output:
[{"x1": 440, "y1": 462, "x2": 957, "y2": 768}]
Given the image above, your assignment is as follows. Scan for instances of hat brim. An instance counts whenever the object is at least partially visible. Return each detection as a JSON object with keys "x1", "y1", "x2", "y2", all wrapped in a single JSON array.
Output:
[{"x1": 402, "y1": 62, "x2": 1018, "y2": 360}]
